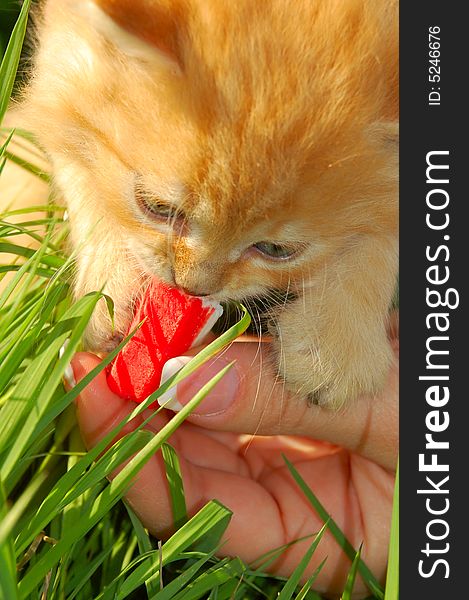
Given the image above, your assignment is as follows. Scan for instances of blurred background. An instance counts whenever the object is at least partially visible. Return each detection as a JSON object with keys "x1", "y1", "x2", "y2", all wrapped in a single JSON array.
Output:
[{"x1": 0, "y1": 0, "x2": 22, "y2": 58}]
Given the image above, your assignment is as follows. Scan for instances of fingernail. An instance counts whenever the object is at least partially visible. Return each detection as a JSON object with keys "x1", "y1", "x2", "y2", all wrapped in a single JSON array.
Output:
[
  {"x1": 59, "y1": 339, "x2": 76, "y2": 387},
  {"x1": 157, "y1": 357, "x2": 191, "y2": 411},
  {"x1": 158, "y1": 355, "x2": 239, "y2": 416},
  {"x1": 63, "y1": 363, "x2": 76, "y2": 388}
]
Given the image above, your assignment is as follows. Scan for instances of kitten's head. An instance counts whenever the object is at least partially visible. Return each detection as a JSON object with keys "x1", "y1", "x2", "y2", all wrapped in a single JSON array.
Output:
[{"x1": 23, "y1": 0, "x2": 398, "y2": 324}]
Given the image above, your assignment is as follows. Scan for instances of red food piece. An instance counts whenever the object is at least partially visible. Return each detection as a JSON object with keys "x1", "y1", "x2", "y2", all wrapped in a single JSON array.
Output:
[{"x1": 107, "y1": 280, "x2": 223, "y2": 402}]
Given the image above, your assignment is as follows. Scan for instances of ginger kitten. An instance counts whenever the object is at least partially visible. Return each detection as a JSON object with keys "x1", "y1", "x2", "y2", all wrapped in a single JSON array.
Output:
[{"x1": 18, "y1": 0, "x2": 398, "y2": 407}]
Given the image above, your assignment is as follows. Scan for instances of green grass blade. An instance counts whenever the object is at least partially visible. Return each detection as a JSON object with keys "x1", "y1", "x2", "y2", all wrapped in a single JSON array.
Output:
[
  {"x1": 249, "y1": 534, "x2": 316, "y2": 576},
  {"x1": 61, "y1": 431, "x2": 154, "y2": 515},
  {"x1": 0, "y1": 283, "x2": 67, "y2": 393},
  {"x1": 384, "y1": 460, "x2": 399, "y2": 600},
  {"x1": 0, "y1": 471, "x2": 48, "y2": 549},
  {"x1": 169, "y1": 558, "x2": 245, "y2": 600},
  {"x1": 0, "y1": 127, "x2": 38, "y2": 146},
  {"x1": 294, "y1": 558, "x2": 327, "y2": 600},
  {"x1": 66, "y1": 545, "x2": 115, "y2": 600},
  {"x1": 340, "y1": 545, "x2": 362, "y2": 600},
  {"x1": 17, "y1": 365, "x2": 235, "y2": 597},
  {"x1": 283, "y1": 456, "x2": 384, "y2": 600},
  {"x1": 1, "y1": 293, "x2": 104, "y2": 486},
  {"x1": 0, "y1": 479, "x2": 19, "y2": 600},
  {"x1": 95, "y1": 502, "x2": 232, "y2": 600},
  {"x1": 0, "y1": 218, "x2": 61, "y2": 240},
  {"x1": 3, "y1": 150, "x2": 50, "y2": 182},
  {"x1": 95, "y1": 549, "x2": 161, "y2": 600},
  {"x1": 1, "y1": 205, "x2": 64, "y2": 218},
  {"x1": 126, "y1": 506, "x2": 160, "y2": 599},
  {"x1": 0, "y1": 263, "x2": 56, "y2": 279},
  {"x1": 152, "y1": 551, "x2": 219, "y2": 600},
  {"x1": 207, "y1": 581, "x2": 233, "y2": 600},
  {"x1": 0, "y1": 129, "x2": 14, "y2": 158},
  {"x1": 0, "y1": 241, "x2": 64, "y2": 268},
  {"x1": 0, "y1": 229, "x2": 53, "y2": 315},
  {"x1": 161, "y1": 443, "x2": 188, "y2": 530},
  {"x1": 0, "y1": 0, "x2": 31, "y2": 124},
  {"x1": 277, "y1": 523, "x2": 328, "y2": 600}
]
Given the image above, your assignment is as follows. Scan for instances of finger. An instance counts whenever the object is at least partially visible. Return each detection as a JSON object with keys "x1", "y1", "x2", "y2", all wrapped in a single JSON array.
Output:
[
  {"x1": 71, "y1": 352, "x2": 169, "y2": 449},
  {"x1": 156, "y1": 340, "x2": 398, "y2": 470},
  {"x1": 71, "y1": 353, "x2": 178, "y2": 532},
  {"x1": 71, "y1": 352, "x2": 135, "y2": 448}
]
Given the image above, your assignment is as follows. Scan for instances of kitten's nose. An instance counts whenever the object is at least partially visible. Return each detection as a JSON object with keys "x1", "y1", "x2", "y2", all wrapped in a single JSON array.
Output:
[{"x1": 172, "y1": 261, "x2": 222, "y2": 297}]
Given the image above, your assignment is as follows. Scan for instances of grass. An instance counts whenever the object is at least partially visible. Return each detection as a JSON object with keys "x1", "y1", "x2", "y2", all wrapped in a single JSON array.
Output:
[
  {"x1": 0, "y1": 1, "x2": 21, "y2": 59},
  {"x1": 0, "y1": 6, "x2": 399, "y2": 599}
]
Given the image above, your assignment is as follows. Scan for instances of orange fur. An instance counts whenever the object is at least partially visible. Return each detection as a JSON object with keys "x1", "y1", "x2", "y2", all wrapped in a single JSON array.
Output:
[{"x1": 17, "y1": 0, "x2": 398, "y2": 406}]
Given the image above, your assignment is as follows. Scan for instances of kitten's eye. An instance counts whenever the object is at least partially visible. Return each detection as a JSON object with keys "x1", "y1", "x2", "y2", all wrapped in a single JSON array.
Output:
[
  {"x1": 136, "y1": 189, "x2": 181, "y2": 222},
  {"x1": 253, "y1": 242, "x2": 298, "y2": 260},
  {"x1": 145, "y1": 201, "x2": 178, "y2": 219}
]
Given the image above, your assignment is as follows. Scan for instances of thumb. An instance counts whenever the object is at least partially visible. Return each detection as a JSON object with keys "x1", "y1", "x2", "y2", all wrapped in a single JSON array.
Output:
[{"x1": 157, "y1": 339, "x2": 398, "y2": 471}]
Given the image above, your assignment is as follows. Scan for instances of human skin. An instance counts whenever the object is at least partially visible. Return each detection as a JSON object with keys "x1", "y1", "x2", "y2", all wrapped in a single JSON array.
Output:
[{"x1": 71, "y1": 315, "x2": 398, "y2": 597}]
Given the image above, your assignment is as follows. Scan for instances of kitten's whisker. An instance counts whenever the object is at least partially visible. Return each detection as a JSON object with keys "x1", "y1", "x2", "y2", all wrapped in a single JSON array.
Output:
[
  {"x1": 327, "y1": 152, "x2": 364, "y2": 169},
  {"x1": 300, "y1": 268, "x2": 310, "y2": 315},
  {"x1": 249, "y1": 303, "x2": 264, "y2": 415},
  {"x1": 272, "y1": 311, "x2": 289, "y2": 428},
  {"x1": 246, "y1": 352, "x2": 281, "y2": 449},
  {"x1": 314, "y1": 261, "x2": 328, "y2": 316}
]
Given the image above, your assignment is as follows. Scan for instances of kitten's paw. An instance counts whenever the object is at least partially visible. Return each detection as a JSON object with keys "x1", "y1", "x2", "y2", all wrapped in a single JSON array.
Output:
[
  {"x1": 273, "y1": 319, "x2": 393, "y2": 409},
  {"x1": 303, "y1": 370, "x2": 385, "y2": 409}
]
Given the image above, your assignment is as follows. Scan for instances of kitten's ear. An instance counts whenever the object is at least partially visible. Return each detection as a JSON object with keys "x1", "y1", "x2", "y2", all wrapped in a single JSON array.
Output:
[{"x1": 81, "y1": 0, "x2": 185, "y2": 73}]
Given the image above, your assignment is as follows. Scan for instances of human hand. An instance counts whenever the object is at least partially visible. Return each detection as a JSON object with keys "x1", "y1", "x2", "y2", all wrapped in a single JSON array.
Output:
[{"x1": 72, "y1": 317, "x2": 398, "y2": 597}]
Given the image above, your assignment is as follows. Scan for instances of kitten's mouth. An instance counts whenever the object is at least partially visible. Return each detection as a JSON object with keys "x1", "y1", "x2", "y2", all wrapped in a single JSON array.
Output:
[
  {"x1": 101, "y1": 286, "x2": 296, "y2": 353},
  {"x1": 212, "y1": 290, "x2": 297, "y2": 337}
]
